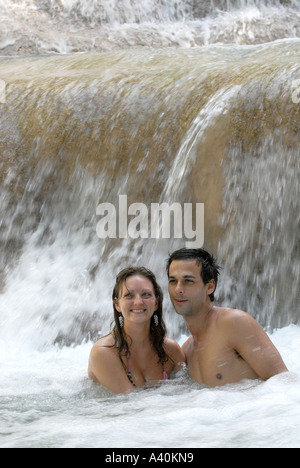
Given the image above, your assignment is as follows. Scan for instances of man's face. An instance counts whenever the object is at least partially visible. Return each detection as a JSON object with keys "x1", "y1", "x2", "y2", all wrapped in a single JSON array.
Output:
[{"x1": 168, "y1": 260, "x2": 211, "y2": 317}]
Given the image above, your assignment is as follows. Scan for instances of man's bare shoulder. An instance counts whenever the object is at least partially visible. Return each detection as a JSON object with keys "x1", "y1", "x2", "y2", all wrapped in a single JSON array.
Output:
[
  {"x1": 214, "y1": 306, "x2": 288, "y2": 378},
  {"x1": 215, "y1": 306, "x2": 256, "y2": 328},
  {"x1": 213, "y1": 307, "x2": 267, "y2": 347}
]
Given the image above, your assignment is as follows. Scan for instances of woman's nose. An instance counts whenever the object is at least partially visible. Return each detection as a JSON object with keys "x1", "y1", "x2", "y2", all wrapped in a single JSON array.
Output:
[{"x1": 133, "y1": 294, "x2": 144, "y2": 305}]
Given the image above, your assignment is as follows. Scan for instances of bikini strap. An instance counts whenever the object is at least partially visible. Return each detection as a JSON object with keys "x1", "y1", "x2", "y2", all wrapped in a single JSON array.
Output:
[{"x1": 127, "y1": 356, "x2": 136, "y2": 387}]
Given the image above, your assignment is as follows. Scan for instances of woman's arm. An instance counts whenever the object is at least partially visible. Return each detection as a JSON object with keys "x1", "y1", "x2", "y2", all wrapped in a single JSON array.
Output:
[
  {"x1": 88, "y1": 344, "x2": 135, "y2": 394},
  {"x1": 164, "y1": 337, "x2": 186, "y2": 373}
]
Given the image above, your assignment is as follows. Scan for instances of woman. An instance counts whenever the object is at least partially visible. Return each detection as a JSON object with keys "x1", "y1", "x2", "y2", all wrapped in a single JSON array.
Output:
[{"x1": 88, "y1": 266, "x2": 185, "y2": 394}]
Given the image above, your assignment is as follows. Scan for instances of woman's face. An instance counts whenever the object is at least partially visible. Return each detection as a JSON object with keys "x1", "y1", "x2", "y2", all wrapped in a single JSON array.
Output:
[{"x1": 114, "y1": 275, "x2": 158, "y2": 325}]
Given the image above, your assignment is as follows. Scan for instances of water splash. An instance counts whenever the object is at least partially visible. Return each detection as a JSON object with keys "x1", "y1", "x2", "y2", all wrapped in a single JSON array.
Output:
[
  {"x1": 0, "y1": 0, "x2": 300, "y2": 54},
  {"x1": 218, "y1": 139, "x2": 300, "y2": 330}
]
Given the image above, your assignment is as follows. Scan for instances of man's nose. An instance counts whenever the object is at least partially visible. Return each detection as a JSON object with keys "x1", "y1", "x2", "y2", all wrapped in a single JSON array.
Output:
[{"x1": 175, "y1": 281, "x2": 184, "y2": 294}]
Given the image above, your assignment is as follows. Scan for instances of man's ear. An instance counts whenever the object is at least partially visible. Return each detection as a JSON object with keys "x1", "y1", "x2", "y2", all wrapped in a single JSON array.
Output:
[{"x1": 206, "y1": 279, "x2": 216, "y2": 296}]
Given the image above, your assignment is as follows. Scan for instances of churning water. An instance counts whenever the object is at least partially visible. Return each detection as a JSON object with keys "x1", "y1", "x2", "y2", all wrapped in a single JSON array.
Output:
[{"x1": 0, "y1": 0, "x2": 300, "y2": 448}]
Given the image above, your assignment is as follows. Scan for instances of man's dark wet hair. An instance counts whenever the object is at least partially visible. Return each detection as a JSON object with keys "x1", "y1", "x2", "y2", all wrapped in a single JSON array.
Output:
[{"x1": 166, "y1": 248, "x2": 221, "y2": 302}]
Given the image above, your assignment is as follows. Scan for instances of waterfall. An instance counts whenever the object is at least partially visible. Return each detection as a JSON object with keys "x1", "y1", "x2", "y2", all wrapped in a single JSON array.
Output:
[
  {"x1": 1, "y1": 0, "x2": 300, "y2": 54},
  {"x1": 1, "y1": 0, "x2": 300, "y2": 451},
  {"x1": 0, "y1": 33, "x2": 299, "y2": 347}
]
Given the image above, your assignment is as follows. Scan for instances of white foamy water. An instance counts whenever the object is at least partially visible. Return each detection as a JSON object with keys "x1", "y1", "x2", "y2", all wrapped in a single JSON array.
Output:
[
  {"x1": 1, "y1": 0, "x2": 300, "y2": 54},
  {"x1": 1, "y1": 326, "x2": 300, "y2": 448}
]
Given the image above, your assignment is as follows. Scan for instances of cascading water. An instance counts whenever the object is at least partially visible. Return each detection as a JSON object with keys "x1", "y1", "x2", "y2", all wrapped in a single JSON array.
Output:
[
  {"x1": 1, "y1": 0, "x2": 300, "y2": 53},
  {"x1": 0, "y1": 0, "x2": 300, "y2": 449}
]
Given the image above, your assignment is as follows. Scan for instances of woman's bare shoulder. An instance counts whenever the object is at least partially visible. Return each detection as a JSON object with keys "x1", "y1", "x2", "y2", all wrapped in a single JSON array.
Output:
[
  {"x1": 89, "y1": 334, "x2": 118, "y2": 364},
  {"x1": 164, "y1": 337, "x2": 186, "y2": 363},
  {"x1": 88, "y1": 334, "x2": 124, "y2": 379},
  {"x1": 92, "y1": 333, "x2": 116, "y2": 350}
]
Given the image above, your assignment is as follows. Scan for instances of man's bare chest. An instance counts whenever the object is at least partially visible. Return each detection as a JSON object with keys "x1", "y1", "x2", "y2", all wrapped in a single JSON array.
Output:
[{"x1": 187, "y1": 340, "x2": 257, "y2": 387}]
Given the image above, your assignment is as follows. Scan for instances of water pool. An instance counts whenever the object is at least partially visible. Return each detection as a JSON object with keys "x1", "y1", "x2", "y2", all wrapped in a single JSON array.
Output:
[{"x1": 1, "y1": 325, "x2": 299, "y2": 448}]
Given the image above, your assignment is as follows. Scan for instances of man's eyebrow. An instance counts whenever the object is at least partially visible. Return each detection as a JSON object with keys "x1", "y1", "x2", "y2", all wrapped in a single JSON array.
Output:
[{"x1": 168, "y1": 275, "x2": 197, "y2": 279}]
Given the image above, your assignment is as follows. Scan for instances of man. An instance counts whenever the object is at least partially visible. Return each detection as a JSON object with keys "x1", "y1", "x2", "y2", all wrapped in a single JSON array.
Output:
[{"x1": 167, "y1": 248, "x2": 288, "y2": 387}]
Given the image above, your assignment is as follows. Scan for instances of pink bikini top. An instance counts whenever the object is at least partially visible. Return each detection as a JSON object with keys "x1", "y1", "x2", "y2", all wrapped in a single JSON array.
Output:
[{"x1": 127, "y1": 358, "x2": 168, "y2": 387}]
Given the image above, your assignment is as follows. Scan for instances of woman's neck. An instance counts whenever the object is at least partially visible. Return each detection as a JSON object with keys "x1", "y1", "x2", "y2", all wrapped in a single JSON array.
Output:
[{"x1": 123, "y1": 322, "x2": 152, "y2": 349}]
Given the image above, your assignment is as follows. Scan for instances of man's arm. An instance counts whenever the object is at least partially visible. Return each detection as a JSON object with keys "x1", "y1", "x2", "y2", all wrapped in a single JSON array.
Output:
[{"x1": 225, "y1": 309, "x2": 288, "y2": 380}]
